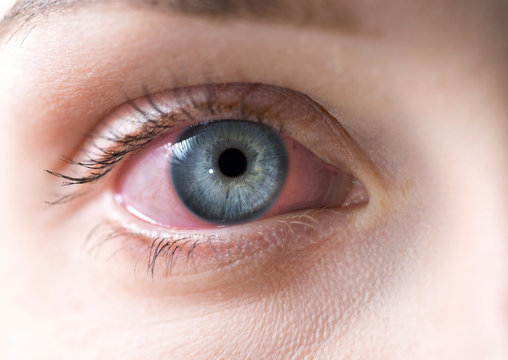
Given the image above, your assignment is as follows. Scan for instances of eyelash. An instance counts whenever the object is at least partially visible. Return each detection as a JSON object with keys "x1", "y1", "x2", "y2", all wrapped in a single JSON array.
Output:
[
  {"x1": 47, "y1": 100, "x2": 177, "y2": 186},
  {"x1": 47, "y1": 84, "x2": 277, "y2": 188},
  {"x1": 85, "y1": 220, "x2": 209, "y2": 277},
  {"x1": 86, "y1": 207, "x2": 336, "y2": 277}
]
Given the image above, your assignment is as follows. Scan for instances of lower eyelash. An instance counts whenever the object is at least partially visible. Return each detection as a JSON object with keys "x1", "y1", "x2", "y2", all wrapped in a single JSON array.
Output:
[
  {"x1": 82, "y1": 207, "x2": 338, "y2": 278},
  {"x1": 84, "y1": 221, "x2": 254, "y2": 277},
  {"x1": 84, "y1": 221, "x2": 209, "y2": 277},
  {"x1": 44, "y1": 188, "x2": 94, "y2": 207}
]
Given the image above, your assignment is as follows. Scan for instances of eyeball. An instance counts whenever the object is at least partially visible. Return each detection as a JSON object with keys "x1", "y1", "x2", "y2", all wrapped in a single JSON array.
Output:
[{"x1": 116, "y1": 119, "x2": 362, "y2": 229}]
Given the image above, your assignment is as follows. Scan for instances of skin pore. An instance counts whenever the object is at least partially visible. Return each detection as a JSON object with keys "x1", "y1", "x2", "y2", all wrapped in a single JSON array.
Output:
[{"x1": 0, "y1": 0, "x2": 507, "y2": 359}]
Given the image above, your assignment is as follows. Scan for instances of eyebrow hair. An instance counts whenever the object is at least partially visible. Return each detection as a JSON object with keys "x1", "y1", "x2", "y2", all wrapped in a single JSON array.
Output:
[{"x1": 0, "y1": 0, "x2": 357, "y2": 39}]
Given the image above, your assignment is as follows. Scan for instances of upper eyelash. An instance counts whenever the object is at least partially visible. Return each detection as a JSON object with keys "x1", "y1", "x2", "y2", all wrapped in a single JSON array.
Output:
[
  {"x1": 46, "y1": 83, "x2": 269, "y2": 188},
  {"x1": 46, "y1": 100, "x2": 175, "y2": 186}
]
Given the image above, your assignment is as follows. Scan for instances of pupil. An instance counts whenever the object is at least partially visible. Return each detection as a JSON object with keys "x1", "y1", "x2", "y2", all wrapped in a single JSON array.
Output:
[{"x1": 218, "y1": 148, "x2": 248, "y2": 177}]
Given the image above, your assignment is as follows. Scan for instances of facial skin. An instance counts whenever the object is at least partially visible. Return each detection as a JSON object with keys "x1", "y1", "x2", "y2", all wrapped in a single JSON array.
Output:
[{"x1": 0, "y1": 0, "x2": 507, "y2": 359}]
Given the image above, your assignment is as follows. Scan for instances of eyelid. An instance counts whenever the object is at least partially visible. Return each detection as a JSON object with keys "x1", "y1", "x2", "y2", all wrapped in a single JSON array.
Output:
[{"x1": 48, "y1": 83, "x2": 375, "y2": 193}]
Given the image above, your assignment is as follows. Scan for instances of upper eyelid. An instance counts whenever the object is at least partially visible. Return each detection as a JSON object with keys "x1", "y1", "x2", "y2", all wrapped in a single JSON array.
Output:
[
  {"x1": 46, "y1": 83, "x2": 280, "y2": 187},
  {"x1": 46, "y1": 82, "x2": 380, "y2": 206}
]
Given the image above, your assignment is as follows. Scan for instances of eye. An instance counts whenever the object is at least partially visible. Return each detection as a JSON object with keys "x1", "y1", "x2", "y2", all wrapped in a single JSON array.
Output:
[
  {"x1": 49, "y1": 83, "x2": 371, "y2": 278},
  {"x1": 116, "y1": 119, "x2": 358, "y2": 228}
]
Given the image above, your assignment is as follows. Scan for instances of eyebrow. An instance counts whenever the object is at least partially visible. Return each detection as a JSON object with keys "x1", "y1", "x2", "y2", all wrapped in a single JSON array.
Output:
[{"x1": 0, "y1": 0, "x2": 357, "y2": 39}]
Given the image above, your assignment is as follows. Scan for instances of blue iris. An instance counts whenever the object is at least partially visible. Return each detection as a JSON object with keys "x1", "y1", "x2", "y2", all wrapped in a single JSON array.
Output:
[{"x1": 170, "y1": 120, "x2": 288, "y2": 225}]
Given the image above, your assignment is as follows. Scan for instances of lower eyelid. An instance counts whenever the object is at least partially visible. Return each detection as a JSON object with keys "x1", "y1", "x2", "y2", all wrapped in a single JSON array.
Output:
[{"x1": 88, "y1": 200, "x2": 364, "y2": 283}]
